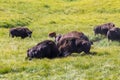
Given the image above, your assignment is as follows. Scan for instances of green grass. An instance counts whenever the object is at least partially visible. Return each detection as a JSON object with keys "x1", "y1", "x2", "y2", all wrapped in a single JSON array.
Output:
[{"x1": 0, "y1": 0, "x2": 120, "y2": 80}]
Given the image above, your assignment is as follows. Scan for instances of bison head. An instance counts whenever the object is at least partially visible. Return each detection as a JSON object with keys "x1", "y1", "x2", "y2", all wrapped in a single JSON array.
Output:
[
  {"x1": 76, "y1": 40, "x2": 91, "y2": 54},
  {"x1": 108, "y1": 22, "x2": 115, "y2": 28},
  {"x1": 27, "y1": 31, "x2": 32, "y2": 38},
  {"x1": 81, "y1": 41, "x2": 91, "y2": 53},
  {"x1": 49, "y1": 32, "x2": 62, "y2": 43}
]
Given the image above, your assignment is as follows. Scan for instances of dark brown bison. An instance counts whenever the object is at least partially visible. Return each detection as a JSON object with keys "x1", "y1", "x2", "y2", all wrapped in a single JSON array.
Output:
[
  {"x1": 49, "y1": 31, "x2": 92, "y2": 57},
  {"x1": 9, "y1": 27, "x2": 32, "y2": 39},
  {"x1": 26, "y1": 40, "x2": 60, "y2": 60},
  {"x1": 57, "y1": 37, "x2": 92, "y2": 57},
  {"x1": 107, "y1": 27, "x2": 120, "y2": 41},
  {"x1": 94, "y1": 22, "x2": 115, "y2": 36},
  {"x1": 49, "y1": 31, "x2": 90, "y2": 43}
]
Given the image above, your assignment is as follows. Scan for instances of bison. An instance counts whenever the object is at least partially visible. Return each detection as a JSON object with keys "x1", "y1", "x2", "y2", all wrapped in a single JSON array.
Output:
[
  {"x1": 49, "y1": 31, "x2": 90, "y2": 44},
  {"x1": 9, "y1": 27, "x2": 32, "y2": 39},
  {"x1": 107, "y1": 27, "x2": 120, "y2": 41},
  {"x1": 26, "y1": 40, "x2": 60, "y2": 60},
  {"x1": 57, "y1": 37, "x2": 92, "y2": 57},
  {"x1": 94, "y1": 22, "x2": 115, "y2": 36},
  {"x1": 49, "y1": 31, "x2": 92, "y2": 57}
]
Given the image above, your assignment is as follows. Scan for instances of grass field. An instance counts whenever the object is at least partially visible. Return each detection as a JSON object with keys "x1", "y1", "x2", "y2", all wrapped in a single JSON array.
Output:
[{"x1": 0, "y1": 0, "x2": 120, "y2": 80}]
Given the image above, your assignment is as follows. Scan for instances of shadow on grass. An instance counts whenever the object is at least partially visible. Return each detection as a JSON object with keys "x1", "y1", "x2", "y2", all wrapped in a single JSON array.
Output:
[
  {"x1": 24, "y1": 51, "x2": 110, "y2": 61},
  {"x1": 70, "y1": 51, "x2": 97, "y2": 57},
  {"x1": 70, "y1": 51, "x2": 110, "y2": 57}
]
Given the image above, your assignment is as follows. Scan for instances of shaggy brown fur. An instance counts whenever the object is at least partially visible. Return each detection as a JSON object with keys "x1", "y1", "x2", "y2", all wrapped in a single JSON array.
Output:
[
  {"x1": 9, "y1": 27, "x2": 32, "y2": 39},
  {"x1": 26, "y1": 40, "x2": 59, "y2": 60},
  {"x1": 107, "y1": 27, "x2": 120, "y2": 41},
  {"x1": 94, "y1": 22, "x2": 115, "y2": 36}
]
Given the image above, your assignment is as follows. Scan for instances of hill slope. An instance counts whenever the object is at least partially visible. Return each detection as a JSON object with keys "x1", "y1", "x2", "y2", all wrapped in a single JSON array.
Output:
[{"x1": 0, "y1": 0, "x2": 120, "y2": 80}]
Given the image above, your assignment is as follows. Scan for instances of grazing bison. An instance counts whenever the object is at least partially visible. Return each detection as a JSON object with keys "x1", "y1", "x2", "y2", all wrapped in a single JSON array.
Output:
[
  {"x1": 94, "y1": 22, "x2": 115, "y2": 36},
  {"x1": 9, "y1": 27, "x2": 32, "y2": 39},
  {"x1": 57, "y1": 37, "x2": 92, "y2": 57},
  {"x1": 107, "y1": 27, "x2": 120, "y2": 41},
  {"x1": 26, "y1": 40, "x2": 60, "y2": 60},
  {"x1": 49, "y1": 31, "x2": 92, "y2": 57},
  {"x1": 49, "y1": 31, "x2": 90, "y2": 43}
]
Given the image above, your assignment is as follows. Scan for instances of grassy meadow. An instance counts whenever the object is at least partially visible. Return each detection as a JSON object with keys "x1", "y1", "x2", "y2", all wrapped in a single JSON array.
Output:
[{"x1": 0, "y1": 0, "x2": 120, "y2": 80}]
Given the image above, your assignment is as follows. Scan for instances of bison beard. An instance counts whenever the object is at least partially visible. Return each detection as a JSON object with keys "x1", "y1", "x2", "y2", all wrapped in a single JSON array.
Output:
[{"x1": 26, "y1": 40, "x2": 59, "y2": 60}]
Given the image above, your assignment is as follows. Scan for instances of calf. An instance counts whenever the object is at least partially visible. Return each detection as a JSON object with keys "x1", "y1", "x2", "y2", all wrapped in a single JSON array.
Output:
[
  {"x1": 94, "y1": 22, "x2": 115, "y2": 36},
  {"x1": 26, "y1": 40, "x2": 59, "y2": 60},
  {"x1": 49, "y1": 31, "x2": 90, "y2": 44},
  {"x1": 107, "y1": 27, "x2": 120, "y2": 41},
  {"x1": 9, "y1": 27, "x2": 32, "y2": 39}
]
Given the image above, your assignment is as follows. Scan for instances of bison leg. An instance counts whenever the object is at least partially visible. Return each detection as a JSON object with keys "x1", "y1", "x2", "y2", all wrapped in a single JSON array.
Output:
[
  {"x1": 25, "y1": 57, "x2": 28, "y2": 60},
  {"x1": 25, "y1": 57, "x2": 31, "y2": 60},
  {"x1": 25, "y1": 56, "x2": 32, "y2": 60},
  {"x1": 84, "y1": 50, "x2": 91, "y2": 54},
  {"x1": 21, "y1": 36, "x2": 25, "y2": 39},
  {"x1": 11, "y1": 35, "x2": 14, "y2": 38},
  {"x1": 59, "y1": 51, "x2": 71, "y2": 57},
  {"x1": 29, "y1": 35, "x2": 31, "y2": 38},
  {"x1": 94, "y1": 33, "x2": 96, "y2": 36},
  {"x1": 28, "y1": 57, "x2": 32, "y2": 60}
]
